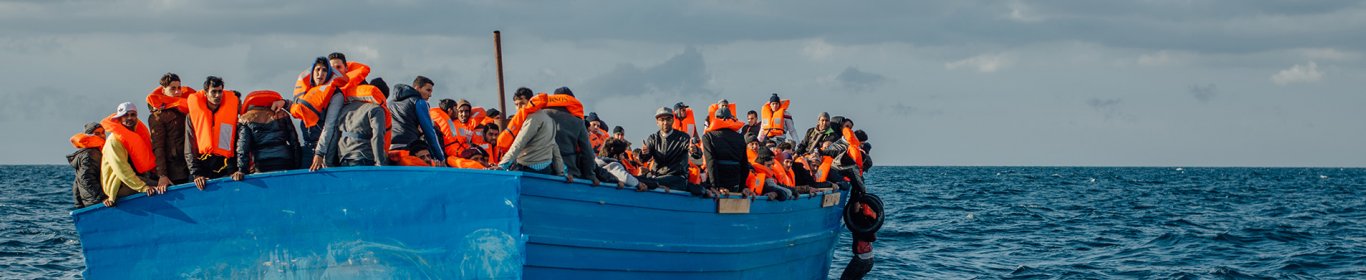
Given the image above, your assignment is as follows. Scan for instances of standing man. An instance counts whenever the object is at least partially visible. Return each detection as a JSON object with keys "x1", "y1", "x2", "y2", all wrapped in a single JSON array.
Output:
[
  {"x1": 146, "y1": 73, "x2": 194, "y2": 189},
  {"x1": 100, "y1": 102, "x2": 160, "y2": 207},
  {"x1": 759, "y1": 93, "x2": 791, "y2": 141},
  {"x1": 185, "y1": 76, "x2": 239, "y2": 190}
]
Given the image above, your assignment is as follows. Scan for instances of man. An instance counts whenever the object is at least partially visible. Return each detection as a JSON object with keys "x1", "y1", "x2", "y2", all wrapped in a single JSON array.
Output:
[
  {"x1": 388, "y1": 76, "x2": 446, "y2": 166},
  {"x1": 541, "y1": 87, "x2": 599, "y2": 184},
  {"x1": 431, "y1": 98, "x2": 469, "y2": 159},
  {"x1": 759, "y1": 93, "x2": 792, "y2": 141},
  {"x1": 146, "y1": 73, "x2": 194, "y2": 189},
  {"x1": 185, "y1": 76, "x2": 240, "y2": 190},
  {"x1": 672, "y1": 102, "x2": 698, "y2": 138},
  {"x1": 291, "y1": 57, "x2": 346, "y2": 168},
  {"x1": 100, "y1": 102, "x2": 161, "y2": 207},
  {"x1": 480, "y1": 123, "x2": 502, "y2": 165},
  {"x1": 69, "y1": 122, "x2": 105, "y2": 208},
  {"x1": 233, "y1": 90, "x2": 300, "y2": 179},
  {"x1": 640, "y1": 107, "x2": 692, "y2": 193},
  {"x1": 700, "y1": 106, "x2": 749, "y2": 195},
  {"x1": 740, "y1": 110, "x2": 761, "y2": 139},
  {"x1": 324, "y1": 91, "x2": 389, "y2": 167},
  {"x1": 494, "y1": 87, "x2": 536, "y2": 163},
  {"x1": 797, "y1": 112, "x2": 834, "y2": 155},
  {"x1": 454, "y1": 99, "x2": 478, "y2": 142},
  {"x1": 497, "y1": 103, "x2": 568, "y2": 181},
  {"x1": 449, "y1": 146, "x2": 492, "y2": 169},
  {"x1": 747, "y1": 149, "x2": 796, "y2": 201},
  {"x1": 586, "y1": 112, "x2": 609, "y2": 151}
]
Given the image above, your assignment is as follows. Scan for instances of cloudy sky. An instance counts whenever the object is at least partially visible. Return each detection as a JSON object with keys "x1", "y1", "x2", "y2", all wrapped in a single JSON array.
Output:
[{"x1": 3, "y1": 0, "x2": 1365, "y2": 166}]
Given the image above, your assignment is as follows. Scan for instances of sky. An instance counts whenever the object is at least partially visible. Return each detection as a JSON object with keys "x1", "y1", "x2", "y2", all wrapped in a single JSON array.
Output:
[{"x1": 3, "y1": 0, "x2": 1365, "y2": 167}]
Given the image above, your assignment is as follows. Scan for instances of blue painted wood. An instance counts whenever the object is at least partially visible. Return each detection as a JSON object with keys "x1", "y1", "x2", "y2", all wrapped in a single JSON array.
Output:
[
  {"x1": 517, "y1": 172, "x2": 847, "y2": 280},
  {"x1": 71, "y1": 167, "x2": 848, "y2": 279},
  {"x1": 71, "y1": 167, "x2": 525, "y2": 279}
]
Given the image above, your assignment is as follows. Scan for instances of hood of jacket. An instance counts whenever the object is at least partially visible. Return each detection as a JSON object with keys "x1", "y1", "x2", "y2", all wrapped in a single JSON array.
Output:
[{"x1": 391, "y1": 83, "x2": 422, "y2": 102}]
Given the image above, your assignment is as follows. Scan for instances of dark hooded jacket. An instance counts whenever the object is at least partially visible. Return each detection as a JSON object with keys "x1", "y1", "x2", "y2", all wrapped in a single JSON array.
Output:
[
  {"x1": 68, "y1": 140, "x2": 104, "y2": 208},
  {"x1": 701, "y1": 127, "x2": 749, "y2": 191},
  {"x1": 543, "y1": 107, "x2": 597, "y2": 179},
  {"x1": 236, "y1": 108, "x2": 301, "y2": 172},
  {"x1": 387, "y1": 84, "x2": 445, "y2": 159}
]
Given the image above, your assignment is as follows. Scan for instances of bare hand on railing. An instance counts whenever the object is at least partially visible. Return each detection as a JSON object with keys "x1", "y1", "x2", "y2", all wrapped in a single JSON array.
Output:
[
  {"x1": 231, "y1": 172, "x2": 245, "y2": 181},
  {"x1": 193, "y1": 176, "x2": 208, "y2": 190}
]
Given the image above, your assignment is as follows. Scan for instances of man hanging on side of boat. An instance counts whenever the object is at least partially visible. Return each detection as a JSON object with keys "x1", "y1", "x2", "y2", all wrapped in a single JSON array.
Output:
[
  {"x1": 146, "y1": 72, "x2": 195, "y2": 190},
  {"x1": 99, "y1": 102, "x2": 160, "y2": 207},
  {"x1": 69, "y1": 122, "x2": 106, "y2": 208},
  {"x1": 387, "y1": 76, "x2": 447, "y2": 167},
  {"x1": 232, "y1": 90, "x2": 301, "y2": 180},
  {"x1": 184, "y1": 76, "x2": 241, "y2": 190}
]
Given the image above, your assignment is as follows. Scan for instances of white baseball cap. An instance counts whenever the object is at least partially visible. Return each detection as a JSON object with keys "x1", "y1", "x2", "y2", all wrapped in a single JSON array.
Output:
[{"x1": 113, "y1": 102, "x2": 137, "y2": 118}]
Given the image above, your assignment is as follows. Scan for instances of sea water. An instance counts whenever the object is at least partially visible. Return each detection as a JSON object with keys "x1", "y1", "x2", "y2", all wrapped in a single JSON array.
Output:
[{"x1": 3, "y1": 166, "x2": 1364, "y2": 279}]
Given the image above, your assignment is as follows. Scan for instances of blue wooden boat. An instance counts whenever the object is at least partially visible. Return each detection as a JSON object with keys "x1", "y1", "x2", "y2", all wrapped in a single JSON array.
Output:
[{"x1": 71, "y1": 167, "x2": 849, "y2": 279}]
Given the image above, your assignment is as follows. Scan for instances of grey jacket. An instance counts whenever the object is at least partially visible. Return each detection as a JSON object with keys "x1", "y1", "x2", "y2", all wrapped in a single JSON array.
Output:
[
  {"x1": 68, "y1": 147, "x2": 104, "y2": 208},
  {"x1": 498, "y1": 110, "x2": 564, "y2": 174},
  {"x1": 325, "y1": 101, "x2": 389, "y2": 167}
]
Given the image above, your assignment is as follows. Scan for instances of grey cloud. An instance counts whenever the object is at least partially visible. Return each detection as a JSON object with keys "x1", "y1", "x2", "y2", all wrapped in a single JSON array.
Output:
[
  {"x1": 1188, "y1": 84, "x2": 1218, "y2": 103},
  {"x1": 5, "y1": 1, "x2": 1366, "y2": 55},
  {"x1": 881, "y1": 102, "x2": 939, "y2": 117},
  {"x1": 0, "y1": 86, "x2": 116, "y2": 122},
  {"x1": 1085, "y1": 98, "x2": 1129, "y2": 120},
  {"x1": 580, "y1": 47, "x2": 713, "y2": 98},
  {"x1": 835, "y1": 67, "x2": 888, "y2": 94}
]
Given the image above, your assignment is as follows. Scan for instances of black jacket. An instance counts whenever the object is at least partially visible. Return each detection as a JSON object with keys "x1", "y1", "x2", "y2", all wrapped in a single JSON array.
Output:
[
  {"x1": 543, "y1": 107, "x2": 597, "y2": 179},
  {"x1": 387, "y1": 84, "x2": 445, "y2": 159},
  {"x1": 641, "y1": 129, "x2": 691, "y2": 177},
  {"x1": 701, "y1": 128, "x2": 749, "y2": 191},
  {"x1": 797, "y1": 126, "x2": 834, "y2": 155},
  {"x1": 236, "y1": 109, "x2": 301, "y2": 172},
  {"x1": 68, "y1": 147, "x2": 104, "y2": 208}
]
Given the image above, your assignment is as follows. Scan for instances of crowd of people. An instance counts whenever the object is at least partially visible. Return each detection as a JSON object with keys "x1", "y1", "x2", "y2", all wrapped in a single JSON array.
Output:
[
  {"x1": 67, "y1": 52, "x2": 873, "y2": 206},
  {"x1": 64, "y1": 51, "x2": 878, "y2": 278}
]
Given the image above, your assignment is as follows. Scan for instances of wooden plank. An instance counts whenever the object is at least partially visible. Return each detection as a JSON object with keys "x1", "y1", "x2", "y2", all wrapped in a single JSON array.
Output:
[
  {"x1": 717, "y1": 198, "x2": 751, "y2": 214},
  {"x1": 821, "y1": 192, "x2": 841, "y2": 208}
]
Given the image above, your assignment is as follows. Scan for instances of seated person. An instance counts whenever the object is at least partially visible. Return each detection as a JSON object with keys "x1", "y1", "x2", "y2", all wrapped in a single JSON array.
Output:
[
  {"x1": 389, "y1": 140, "x2": 439, "y2": 167},
  {"x1": 233, "y1": 91, "x2": 300, "y2": 180},
  {"x1": 496, "y1": 108, "x2": 569, "y2": 181},
  {"x1": 748, "y1": 149, "x2": 796, "y2": 201},
  {"x1": 448, "y1": 146, "x2": 492, "y2": 170}
]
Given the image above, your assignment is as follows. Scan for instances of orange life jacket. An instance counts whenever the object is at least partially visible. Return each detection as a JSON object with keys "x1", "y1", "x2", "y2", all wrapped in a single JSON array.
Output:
[
  {"x1": 447, "y1": 156, "x2": 488, "y2": 169},
  {"x1": 589, "y1": 127, "x2": 609, "y2": 150},
  {"x1": 188, "y1": 91, "x2": 240, "y2": 157},
  {"x1": 813, "y1": 156, "x2": 835, "y2": 183},
  {"x1": 760, "y1": 100, "x2": 790, "y2": 137},
  {"x1": 429, "y1": 108, "x2": 469, "y2": 157},
  {"x1": 387, "y1": 150, "x2": 430, "y2": 167},
  {"x1": 746, "y1": 147, "x2": 758, "y2": 164},
  {"x1": 241, "y1": 90, "x2": 283, "y2": 113},
  {"x1": 290, "y1": 71, "x2": 342, "y2": 128},
  {"x1": 146, "y1": 86, "x2": 196, "y2": 113},
  {"x1": 688, "y1": 163, "x2": 702, "y2": 185},
  {"x1": 706, "y1": 103, "x2": 739, "y2": 126},
  {"x1": 671, "y1": 108, "x2": 697, "y2": 138},
  {"x1": 466, "y1": 106, "x2": 487, "y2": 129},
  {"x1": 842, "y1": 127, "x2": 864, "y2": 171},
  {"x1": 71, "y1": 133, "x2": 105, "y2": 149},
  {"x1": 746, "y1": 162, "x2": 779, "y2": 194},
  {"x1": 339, "y1": 61, "x2": 371, "y2": 91},
  {"x1": 100, "y1": 114, "x2": 156, "y2": 173},
  {"x1": 705, "y1": 117, "x2": 744, "y2": 132},
  {"x1": 770, "y1": 161, "x2": 795, "y2": 187},
  {"x1": 496, "y1": 93, "x2": 584, "y2": 156},
  {"x1": 620, "y1": 151, "x2": 641, "y2": 176}
]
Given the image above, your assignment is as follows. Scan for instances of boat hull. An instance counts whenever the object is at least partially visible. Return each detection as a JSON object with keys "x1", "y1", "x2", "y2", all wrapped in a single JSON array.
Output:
[{"x1": 71, "y1": 167, "x2": 847, "y2": 279}]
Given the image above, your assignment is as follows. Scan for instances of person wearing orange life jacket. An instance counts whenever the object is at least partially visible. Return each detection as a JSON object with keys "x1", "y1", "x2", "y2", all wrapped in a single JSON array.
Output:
[
  {"x1": 453, "y1": 99, "x2": 479, "y2": 144},
  {"x1": 431, "y1": 99, "x2": 469, "y2": 159},
  {"x1": 745, "y1": 149, "x2": 796, "y2": 201},
  {"x1": 705, "y1": 100, "x2": 739, "y2": 127},
  {"x1": 671, "y1": 102, "x2": 699, "y2": 139},
  {"x1": 231, "y1": 91, "x2": 301, "y2": 181},
  {"x1": 700, "y1": 106, "x2": 749, "y2": 196},
  {"x1": 69, "y1": 122, "x2": 106, "y2": 208},
  {"x1": 759, "y1": 93, "x2": 793, "y2": 141},
  {"x1": 540, "y1": 87, "x2": 599, "y2": 185},
  {"x1": 586, "y1": 112, "x2": 609, "y2": 151},
  {"x1": 146, "y1": 73, "x2": 195, "y2": 188},
  {"x1": 480, "y1": 123, "x2": 503, "y2": 165},
  {"x1": 448, "y1": 146, "x2": 493, "y2": 169},
  {"x1": 291, "y1": 57, "x2": 347, "y2": 168},
  {"x1": 100, "y1": 102, "x2": 161, "y2": 207},
  {"x1": 184, "y1": 76, "x2": 240, "y2": 190}
]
